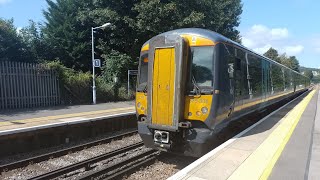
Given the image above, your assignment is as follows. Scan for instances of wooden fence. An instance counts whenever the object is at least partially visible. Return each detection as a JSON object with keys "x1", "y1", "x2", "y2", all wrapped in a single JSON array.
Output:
[{"x1": 0, "y1": 61, "x2": 60, "y2": 110}]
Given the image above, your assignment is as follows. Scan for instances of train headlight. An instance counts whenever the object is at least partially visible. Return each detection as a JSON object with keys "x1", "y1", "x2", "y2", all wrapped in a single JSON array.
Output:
[
  {"x1": 137, "y1": 102, "x2": 141, "y2": 108},
  {"x1": 201, "y1": 107, "x2": 208, "y2": 114}
]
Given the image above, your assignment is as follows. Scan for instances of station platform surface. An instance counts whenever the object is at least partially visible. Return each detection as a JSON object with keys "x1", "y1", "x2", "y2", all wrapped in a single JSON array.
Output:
[
  {"x1": 0, "y1": 101, "x2": 135, "y2": 135},
  {"x1": 169, "y1": 88, "x2": 319, "y2": 180}
]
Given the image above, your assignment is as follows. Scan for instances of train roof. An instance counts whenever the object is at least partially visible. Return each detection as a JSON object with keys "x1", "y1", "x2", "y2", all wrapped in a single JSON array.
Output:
[{"x1": 142, "y1": 28, "x2": 307, "y2": 78}]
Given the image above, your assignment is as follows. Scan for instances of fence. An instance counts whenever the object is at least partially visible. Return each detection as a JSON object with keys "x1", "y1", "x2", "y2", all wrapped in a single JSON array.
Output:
[{"x1": 0, "y1": 61, "x2": 60, "y2": 110}]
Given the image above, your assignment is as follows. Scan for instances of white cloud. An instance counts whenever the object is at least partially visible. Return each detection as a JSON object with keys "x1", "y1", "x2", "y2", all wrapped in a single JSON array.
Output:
[
  {"x1": 271, "y1": 28, "x2": 289, "y2": 40},
  {"x1": 253, "y1": 44, "x2": 272, "y2": 54},
  {"x1": 283, "y1": 45, "x2": 304, "y2": 56},
  {"x1": 241, "y1": 24, "x2": 303, "y2": 56},
  {"x1": 0, "y1": 0, "x2": 12, "y2": 5}
]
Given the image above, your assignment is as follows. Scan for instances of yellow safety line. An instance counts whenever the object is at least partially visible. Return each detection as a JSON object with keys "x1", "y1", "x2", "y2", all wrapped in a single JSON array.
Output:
[
  {"x1": 228, "y1": 90, "x2": 316, "y2": 180},
  {"x1": 0, "y1": 106, "x2": 135, "y2": 126}
]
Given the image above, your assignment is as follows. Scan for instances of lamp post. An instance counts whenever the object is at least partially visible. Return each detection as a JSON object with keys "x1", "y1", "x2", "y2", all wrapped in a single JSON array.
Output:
[{"x1": 91, "y1": 23, "x2": 111, "y2": 104}]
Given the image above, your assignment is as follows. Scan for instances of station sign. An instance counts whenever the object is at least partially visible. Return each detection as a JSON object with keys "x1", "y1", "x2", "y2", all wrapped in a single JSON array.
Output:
[{"x1": 93, "y1": 59, "x2": 101, "y2": 67}]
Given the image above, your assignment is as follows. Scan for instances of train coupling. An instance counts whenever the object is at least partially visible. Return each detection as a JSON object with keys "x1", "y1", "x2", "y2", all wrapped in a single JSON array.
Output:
[
  {"x1": 178, "y1": 121, "x2": 192, "y2": 128},
  {"x1": 154, "y1": 130, "x2": 171, "y2": 150},
  {"x1": 154, "y1": 130, "x2": 169, "y2": 143}
]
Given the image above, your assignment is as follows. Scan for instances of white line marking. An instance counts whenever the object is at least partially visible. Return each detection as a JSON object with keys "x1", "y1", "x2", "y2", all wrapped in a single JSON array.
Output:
[
  {"x1": 168, "y1": 91, "x2": 310, "y2": 180},
  {"x1": 0, "y1": 112, "x2": 135, "y2": 136}
]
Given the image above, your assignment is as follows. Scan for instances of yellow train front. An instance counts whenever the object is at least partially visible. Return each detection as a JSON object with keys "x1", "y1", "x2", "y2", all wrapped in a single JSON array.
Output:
[{"x1": 135, "y1": 28, "x2": 309, "y2": 157}]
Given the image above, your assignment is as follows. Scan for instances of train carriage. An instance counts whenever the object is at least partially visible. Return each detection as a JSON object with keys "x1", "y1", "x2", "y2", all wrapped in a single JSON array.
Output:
[{"x1": 135, "y1": 28, "x2": 309, "y2": 157}]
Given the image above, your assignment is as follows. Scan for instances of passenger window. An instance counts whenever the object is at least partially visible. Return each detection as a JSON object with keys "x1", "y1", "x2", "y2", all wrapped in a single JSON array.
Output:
[{"x1": 248, "y1": 54, "x2": 262, "y2": 97}]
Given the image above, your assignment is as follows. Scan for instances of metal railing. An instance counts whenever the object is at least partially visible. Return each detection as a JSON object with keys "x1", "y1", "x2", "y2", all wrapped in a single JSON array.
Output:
[{"x1": 0, "y1": 61, "x2": 60, "y2": 110}]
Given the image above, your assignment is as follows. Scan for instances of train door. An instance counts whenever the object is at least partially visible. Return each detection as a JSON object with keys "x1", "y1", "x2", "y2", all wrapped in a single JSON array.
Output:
[
  {"x1": 147, "y1": 34, "x2": 189, "y2": 131},
  {"x1": 152, "y1": 48, "x2": 175, "y2": 126}
]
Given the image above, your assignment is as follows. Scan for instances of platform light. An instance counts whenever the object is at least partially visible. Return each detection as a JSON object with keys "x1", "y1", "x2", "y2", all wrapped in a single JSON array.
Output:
[{"x1": 91, "y1": 22, "x2": 112, "y2": 105}]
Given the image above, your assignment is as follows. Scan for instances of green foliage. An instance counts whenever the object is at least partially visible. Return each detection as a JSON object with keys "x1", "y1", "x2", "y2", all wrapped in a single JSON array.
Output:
[
  {"x1": 0, "y1": 18, "x2": 34, "y2": 62},
  {"x1": 132, "y1": 0, "x2": 242, "y2": 41},
  {"x1": 100, "y1": 50, "x2": 133, "y2": 83},
  {"x1": 279, "y1": 54, "x2": 300, "y2": 72},
  {"x1": 264, "y1": 47, "x2": 280, "y2": 63},
  {"x1": 263, "y1": 47, "x2": 300, "y2": 72},
  {"x1": 43, "y1": 0, "x2": 243, "y2": 72},
  {"x1": 43, "y1": 0, "x2": 92, "y2": 71},
  {"x1": 19, "y1": 20, "x2": 53, "y2": 61},
  {"x1": 304, "y1": 70, "x2": 314, "y2": 80},
  {"x1": 44, "y1": 61, "x2": 92, "y2": 103},
  {"x1": 44, "y1": 61, "x2": 133, "y2": 103}
]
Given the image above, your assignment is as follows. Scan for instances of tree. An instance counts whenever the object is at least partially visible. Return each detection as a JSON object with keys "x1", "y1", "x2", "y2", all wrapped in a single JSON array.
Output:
[
  {"x1": 43, "y1": 0, "x2": 243, "y2": 73},
  {"x1": 0, "y1": 18, "x2": 34, "y2": 62},
  {"x1": 19, "y1": 20, "x2": 53, "y2": 61},
  {"x1": 264, "y1": 47, "x2": 280, "y2": 63},
  {"x1": 131, "y1": 0, "x2": 242, "y2": 44},
  {"x1": 280, "y1": 55, "x2": 300, "y2": 72},
  {"x1": 304, "y1": 70, "x2": 314, "y2": 80},
  {"x1": 43, "y1": 0, "x2": 93, "y2": 71},
  {"x1": 264, "y1": 47, "x2": 301, "y2": 72}
]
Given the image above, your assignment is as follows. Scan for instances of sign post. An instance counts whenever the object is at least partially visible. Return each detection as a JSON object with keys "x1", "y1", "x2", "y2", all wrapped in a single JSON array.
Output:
[{"x1": 128, "y1": 70, "x2": 138, "y2": 96}]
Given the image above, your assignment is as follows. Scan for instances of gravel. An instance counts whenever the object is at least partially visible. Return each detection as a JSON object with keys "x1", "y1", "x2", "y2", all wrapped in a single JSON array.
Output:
[
  {"x1": 0, "y1": 132, "x2": 142, "y2": 180},
  {"x1": 1, "y1": 129, "x2": 199, "y2": 180},
  {"x1": 0, "y1": 129, "x2": 136, "y2": 165},
  {"x1": 124, "y1": 153, "x2": 197, "y2": 180}
]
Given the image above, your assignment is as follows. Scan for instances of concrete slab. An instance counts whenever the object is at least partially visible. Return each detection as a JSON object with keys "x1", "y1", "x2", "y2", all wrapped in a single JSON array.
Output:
[
  {"x1": 187, "y1": 148, "x2": 251, "y2": 180},
  {"x1": 268, "y1": 89, "x2": 318, "y2": 180},
  {"x1": 308, "y1": 89, "x2": 320, "y2": 180},
  {"x1": 0, "y1": 104, "x2": 135, "y2": 136},
  {"x1": 169, "y1": 89, "x2": 316, "y2": 180},
  {"x1": 0, "y1": 101, "x2": 134, "y2": 121}
]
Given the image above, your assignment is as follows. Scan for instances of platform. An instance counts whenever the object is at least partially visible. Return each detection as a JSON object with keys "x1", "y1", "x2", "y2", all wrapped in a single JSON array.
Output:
[
  {"x1": 169, "y1": 88, "x2": 319, "y2": 180},
  {"x1": 0, "y1": 101, "x2": 135, "y2": 136}
]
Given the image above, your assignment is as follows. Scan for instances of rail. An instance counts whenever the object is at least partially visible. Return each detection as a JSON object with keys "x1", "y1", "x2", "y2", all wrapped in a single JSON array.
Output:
[{"x1": 0, "y1": 129, "x2": 138, "y2": 172}]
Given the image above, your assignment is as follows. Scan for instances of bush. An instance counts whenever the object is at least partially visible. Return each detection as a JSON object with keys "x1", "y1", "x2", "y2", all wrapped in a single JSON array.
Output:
[
  {"x1": 44, "y1": 61, "x2": 91, "y2": 104},
  {"x1": 44, "y1": 60, "x2": 134, "y2": 104}
]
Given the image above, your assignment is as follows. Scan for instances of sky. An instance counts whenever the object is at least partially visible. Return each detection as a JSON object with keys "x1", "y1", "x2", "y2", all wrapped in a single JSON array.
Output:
[{"x1": 0, "y1": 0, "x2": 319, "y2": 68}]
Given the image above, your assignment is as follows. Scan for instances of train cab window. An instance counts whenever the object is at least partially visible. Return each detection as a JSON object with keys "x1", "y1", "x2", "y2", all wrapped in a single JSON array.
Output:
[
  {"x1": 190, "y1": 47, "x2": 214, "y2": 89},
  {"x1": 137, "y1": 53, "x2": 148, "y2": 91}
]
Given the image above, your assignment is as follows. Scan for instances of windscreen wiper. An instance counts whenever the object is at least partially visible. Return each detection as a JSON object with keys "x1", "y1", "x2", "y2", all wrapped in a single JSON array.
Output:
[
  {"x1": 192, "y1": 76, "x2": 201, "y2": 96},
  {"x1": 143, "y1": 84, "x2": 148, "y2": 93}
]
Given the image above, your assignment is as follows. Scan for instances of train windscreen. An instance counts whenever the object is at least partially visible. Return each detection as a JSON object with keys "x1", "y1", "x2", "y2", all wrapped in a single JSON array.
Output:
[
  {"x1": 137, "y1": 52, "x2": 148, "y2": 91},
  {"x1": 190, "y1": 46, "x2": 214, "y2": 90}
]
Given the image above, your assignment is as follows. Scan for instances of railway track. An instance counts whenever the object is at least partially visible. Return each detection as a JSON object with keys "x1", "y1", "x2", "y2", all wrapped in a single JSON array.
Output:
[
  {"x1": 0, "y1": 129, "x2": 138, "y2": 172},
  {"x1": 27, "y1": 142, "x2": 158, "y2": 180},
  {"x1": 79, "y1": 149, "x2": 159, "y2": 180}
]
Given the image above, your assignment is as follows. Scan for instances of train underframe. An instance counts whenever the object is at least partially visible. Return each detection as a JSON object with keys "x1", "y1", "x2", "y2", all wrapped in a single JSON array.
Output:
[{"x1": 138, "y1": 122, "x2": 218, "y2": 157}]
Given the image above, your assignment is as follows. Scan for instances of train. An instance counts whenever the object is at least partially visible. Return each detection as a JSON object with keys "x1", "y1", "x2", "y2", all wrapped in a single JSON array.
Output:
[{"x1": 135, "y1": 28, "x2": 310, "y2": 157}]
